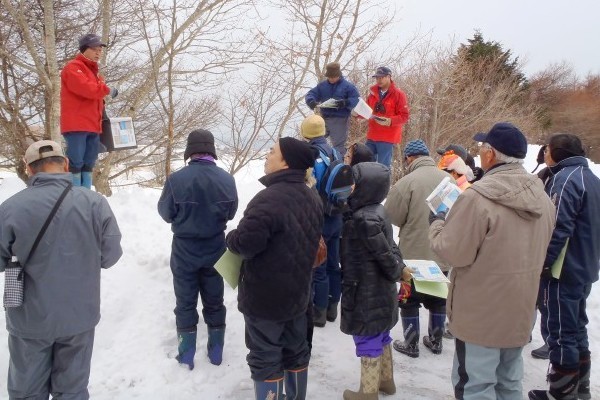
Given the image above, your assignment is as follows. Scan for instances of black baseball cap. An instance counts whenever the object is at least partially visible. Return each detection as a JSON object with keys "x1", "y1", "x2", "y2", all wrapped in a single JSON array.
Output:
[{"x1": 436, "y1": 144, "x2": 468, "y2": 162}]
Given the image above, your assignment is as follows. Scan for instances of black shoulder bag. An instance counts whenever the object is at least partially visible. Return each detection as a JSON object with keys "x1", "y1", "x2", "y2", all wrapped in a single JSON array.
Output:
[{"x1": 3, "y1": 183, "x2": 72, "y2": 308}]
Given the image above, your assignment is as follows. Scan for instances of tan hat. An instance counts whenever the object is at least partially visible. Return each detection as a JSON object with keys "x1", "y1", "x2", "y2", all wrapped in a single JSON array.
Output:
[
  {"x1": 300, "y1": 115, "x2": 326, "y2": 139},
  {"x1": 24, "y1": 140, "x2": 66, "y2": 165}
]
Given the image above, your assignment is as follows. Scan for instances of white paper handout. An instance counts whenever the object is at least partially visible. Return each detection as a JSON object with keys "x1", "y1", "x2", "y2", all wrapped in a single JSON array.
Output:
[
  {"x1": 318, "y1": 98, "x2": 339, "y2": 108},
  {"x1": 403, "y1": 260, "x2": 450, "y2": 283},
  {"x1": 425, "y1": 176, "x2": 463, "y2": 214},
  {"x1": 352, "y1": 98, "x2": 372, "y2": 119}
]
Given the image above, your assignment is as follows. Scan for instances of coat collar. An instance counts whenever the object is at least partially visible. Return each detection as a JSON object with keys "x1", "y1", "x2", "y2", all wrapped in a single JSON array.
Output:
[{"x1": 259, "y1": 169, "x2": 306, "y2": 187}]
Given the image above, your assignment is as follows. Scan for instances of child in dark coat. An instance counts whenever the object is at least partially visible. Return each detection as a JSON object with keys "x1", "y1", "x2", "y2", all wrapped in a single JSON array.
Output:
[{"x1": 340, "y1": 162, "x2": 411, "y2": 400}]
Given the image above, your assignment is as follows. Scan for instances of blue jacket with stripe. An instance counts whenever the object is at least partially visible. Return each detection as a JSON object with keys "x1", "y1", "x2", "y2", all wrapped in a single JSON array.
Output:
[{"x1": 545, "y1": 156, "x2": 600, "y2": 286}]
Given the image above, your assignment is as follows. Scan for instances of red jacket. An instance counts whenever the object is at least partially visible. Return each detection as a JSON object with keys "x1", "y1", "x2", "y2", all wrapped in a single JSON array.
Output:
[
  {"x1": 60, "y1": 54, "x2": 110, "y2": 134},
  {"x1": 366, "y1": 82, "x2": 409, "y2": 144}
]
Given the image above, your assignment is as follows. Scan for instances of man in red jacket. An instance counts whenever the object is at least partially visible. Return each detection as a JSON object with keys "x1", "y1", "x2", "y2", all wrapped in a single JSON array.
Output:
[
  {"x1": 61, "y1": 33, "x2": 118, "y2": 189},
  {"x1": 365, "y1": 66, "x2": 409, "y2": 168}
]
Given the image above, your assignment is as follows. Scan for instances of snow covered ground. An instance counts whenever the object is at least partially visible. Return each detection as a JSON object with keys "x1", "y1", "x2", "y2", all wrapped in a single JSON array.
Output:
[{"x1": 1, "y1": 145, "x2": 599, "y2": 399}]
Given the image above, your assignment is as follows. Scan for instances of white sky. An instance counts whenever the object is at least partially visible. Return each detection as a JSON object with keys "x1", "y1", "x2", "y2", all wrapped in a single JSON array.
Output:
[{"x1": 394, "y1": 0, "x2": 600, "y2": 77}]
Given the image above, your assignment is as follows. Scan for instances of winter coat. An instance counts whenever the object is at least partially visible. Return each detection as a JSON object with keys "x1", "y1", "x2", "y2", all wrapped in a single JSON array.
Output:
[
  {"x1": 544, "y1": 156, "x2": 600, "y2": 286},
  {"x1": 384, "y1": 156, "x2": 453, "y2": 270},
  {"x1": 157, "y1": 159, "x2": 238, "y2": 266},
  {"x1": 340, "y1": 162, "x2": 403, "y2": 336},
  {"x1": 226, "y1": 169, "x2": 324, "y2": 321},
  {"x1": 305, "y1": 76, "x2": 360, "y2": 119},
  {"x1": 0, "y1": 173, "x2": 122, "y2": 339},
  {"x1": 60, "y1": 53, "x2": 110, "y2": 134},
  {"x1": 366, "y1": 82, "x2": 409, "y2": 144},
  {"x1": 429, "y1": 163, "x2": 555, "y2": 348}
]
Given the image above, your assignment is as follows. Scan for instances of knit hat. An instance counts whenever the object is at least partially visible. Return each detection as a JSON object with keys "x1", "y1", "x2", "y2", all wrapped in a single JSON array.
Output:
[
  {"x1": 300, "y1": 115, "x2": 326, "y2": 139},
  {"x1": 78, "y1": 33, "x2": 106, "y2": 53},
  {"x1": 184, "y1": 129, "x2": 217, "y2": 160},
  {"x1": 279, "y1": 137, "x2": 318, "y2": 170},
  {"x1": 404, "y1": 139, "x2": 429, "y2": 157},
  {"x1": 24, "y1": 140, "x2": 66, "y2": 165},
  {"x1": 473, "y1": 122, "x2": 527, "y2": 159},
  {"x1": 548, "y1": 133, "x2": 585, "y2": 163},
  {"x1": 324, "y1": 62, "x2": 341, "y2": 78}
]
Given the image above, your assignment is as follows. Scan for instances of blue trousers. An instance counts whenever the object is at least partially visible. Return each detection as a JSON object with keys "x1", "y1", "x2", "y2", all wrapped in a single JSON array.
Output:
[
  {"x1": 365, "y1": 140, "x2": 394, "y2": 167},
  {"x1": 64, "y1": 132, "x2": 100, "y2": 173},
  {"x1": 538, "y1": 278, "x2": 591, "y2": 369},
  {"x1": 352, "y1": 331, "x2": 392, "y2": 358},
  {"x1": 312, "y1": 214, "x2": 342, "y2": 309}
]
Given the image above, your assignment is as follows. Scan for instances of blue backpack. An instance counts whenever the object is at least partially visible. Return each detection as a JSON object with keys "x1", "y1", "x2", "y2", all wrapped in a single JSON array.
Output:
[{"x1": 312, "y1": 146, "x2": 354, "y2": 215}]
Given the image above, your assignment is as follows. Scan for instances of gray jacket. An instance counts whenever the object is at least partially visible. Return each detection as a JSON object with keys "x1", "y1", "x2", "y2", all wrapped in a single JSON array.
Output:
[{"x1": 0, "y1": 173, "x2": 122, "y2": 339}]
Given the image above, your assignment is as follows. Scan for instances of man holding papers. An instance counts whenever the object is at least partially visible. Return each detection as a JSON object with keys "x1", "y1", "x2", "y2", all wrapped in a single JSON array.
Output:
[
  {"x1": 429, "y1": 122, "x2": 555, "y2": 400},
  {"x1": 226, "y1": 138, "x2": 323, "y2": 400},
  {"x1": 529, "y1": 133, "x2": 600, "y2": 400},
  {"x1": 158, "y1": 130, "x2": 238, "y2": 370}
]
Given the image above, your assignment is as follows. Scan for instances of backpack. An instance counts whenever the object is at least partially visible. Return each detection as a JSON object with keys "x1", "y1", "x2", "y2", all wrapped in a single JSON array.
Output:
[{"x1": 312, "y1": 146, "x2": 354, "y2": 215}]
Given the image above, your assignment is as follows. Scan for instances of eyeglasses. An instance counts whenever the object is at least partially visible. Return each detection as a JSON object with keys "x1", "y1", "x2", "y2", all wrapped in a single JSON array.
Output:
[{"x1": 374, "y1": 101, "x2": 386, "y2": 114}]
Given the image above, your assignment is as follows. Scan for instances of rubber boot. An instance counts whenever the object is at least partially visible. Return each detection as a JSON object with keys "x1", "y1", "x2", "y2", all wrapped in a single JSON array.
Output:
[
  {"x1": 207, "y1": 325, "x2": 225, "y2": 366},
  {"x1": 72, "y1": 172, "x2": 82, "y2": 187},
  {"x1": 176, "y1": 328, "x2": 197, "y2": 370},
  {"x1": 528, "y1": 364, "x2": 579, "y2": 400},
  {"x1": 254, "y1": 378, "x2": 285, "y2": 400},
  {"x1": 343, "y1": 356, "x2": 381, "y2": 400},
  {"x1": 423, "y1": 312, "x2": 444, "y2": 355},
  {"x1": 81, "y1": 171, "x2": 93, "y2": 189},
  {"x1": 313, "y1": 307, "x2": 327, "y2": 328},
  {"x1": 326, "y1": 301, "x2": 339, "y2": 322},
  {"x1": 393, "y1": 314, "x2": 419, "y2": 358},
  {"x1": 379, "y1": 344, "x2": 396, "y2": 395},
  {"x1": 531, "y1": 343, "x2": 550, "y2": 360},
  {"x1": 284, "y1": 367, "x2": 308, "y2": 400},
  {"x1": 578, "y1": 351, "x2": 591, "y2": 400}
]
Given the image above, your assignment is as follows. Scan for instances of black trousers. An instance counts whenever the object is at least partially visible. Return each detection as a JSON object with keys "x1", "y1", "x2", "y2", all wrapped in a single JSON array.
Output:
[{"x1": 244, "y1": 313, "x2": 310, "y2": 381}]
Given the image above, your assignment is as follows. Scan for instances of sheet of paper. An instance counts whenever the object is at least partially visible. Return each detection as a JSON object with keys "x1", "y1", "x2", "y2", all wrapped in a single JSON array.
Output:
[
  {"x1": 425, "y1": 177, "x2": 463, "y2": 214},
  {"x1": 551, "y1": 240, "x2": 569, "y2": 279},
  {"x1": 413, "y1": 280, "x2": 449, "y2": 299},
  {"x1": 318, "y1": 98, "x2": 338, "y2": 108},
  {"x1": 403, "y1": 259, "x2": 450, "y2": 283},
  {"x1": 214, "y1": 249, "x2": 243, "y2": 289},
  {"x1": 352, "y1": 98, "x2": 372, "y2": 119}
]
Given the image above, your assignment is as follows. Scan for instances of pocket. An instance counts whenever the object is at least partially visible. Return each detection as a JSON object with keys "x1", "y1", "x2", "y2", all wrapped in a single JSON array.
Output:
[
  {"x1": 341, "y1": 280, "x2": 359, "y2": 311},
  {"x1": 3, "y1": 261, "x2": 24, "y2": 308}
]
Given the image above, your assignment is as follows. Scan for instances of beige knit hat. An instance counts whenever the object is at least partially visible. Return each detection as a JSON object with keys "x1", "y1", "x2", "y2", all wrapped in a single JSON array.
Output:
[{"x1": 300, "y1": 114, "x2": 326, "y2": 139}]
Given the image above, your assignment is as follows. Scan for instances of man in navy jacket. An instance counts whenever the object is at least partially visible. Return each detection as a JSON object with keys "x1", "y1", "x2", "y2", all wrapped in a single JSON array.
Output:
[
  {"x1": 158, "y1": 129, "x2": 238, "y2": 370},
  {"x1": 529, "y1": 133, "x2": 600, "y2": 400},
  {"x1": 305, "y1": 62, "x2": 360, "y2": 156}
]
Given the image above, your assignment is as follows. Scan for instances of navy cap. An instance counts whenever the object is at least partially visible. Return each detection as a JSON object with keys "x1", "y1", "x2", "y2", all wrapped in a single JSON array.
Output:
[
  {"x1": 473, "y1": 122, "x2": 528, "y2": 159},
  {"x1": 78, "y1": 33, "x2": 106, "y2": 51},
  {"x1": 372, "y1": 66, "x2": 392, "y2": 77}
]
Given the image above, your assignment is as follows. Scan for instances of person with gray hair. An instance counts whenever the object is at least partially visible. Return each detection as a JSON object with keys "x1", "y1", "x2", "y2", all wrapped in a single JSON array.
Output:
[{"x1": 428, "y1": 123, "x2": 555, "y2": 400}]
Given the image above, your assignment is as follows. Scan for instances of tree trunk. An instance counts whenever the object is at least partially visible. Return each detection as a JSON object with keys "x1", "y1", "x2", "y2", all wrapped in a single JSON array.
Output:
[{"x1": 42, "y1": 0, "x2": 61, "y2": 142}]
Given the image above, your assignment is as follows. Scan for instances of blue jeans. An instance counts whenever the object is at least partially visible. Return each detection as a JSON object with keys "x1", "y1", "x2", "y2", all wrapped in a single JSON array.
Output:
[
  {"x1": 64, "y1": 132, "x2": 100, "y2": 173},
  {"x1": 352, "y1": 331, "x2": 392, "y2": 357},
  {"x1": 365, "y1": 140, "x2": 394, "y2": 167}
]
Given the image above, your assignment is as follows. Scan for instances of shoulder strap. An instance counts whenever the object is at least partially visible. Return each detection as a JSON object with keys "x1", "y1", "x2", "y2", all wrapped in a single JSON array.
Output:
[{"x1": 21, "y1": 182, "x2": 73, "y2": 267}]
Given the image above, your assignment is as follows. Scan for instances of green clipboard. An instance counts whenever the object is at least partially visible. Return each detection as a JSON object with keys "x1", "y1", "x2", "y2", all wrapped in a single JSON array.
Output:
[
  {"x1": 215, "y1": 250, "x2": 243, "y2": 289},
  {"x1": 551, "y1": 240, "x2": 569, "y2": 279},
  {"x1": 413, "y1": 280, "x2": 449, "y2": 299}
]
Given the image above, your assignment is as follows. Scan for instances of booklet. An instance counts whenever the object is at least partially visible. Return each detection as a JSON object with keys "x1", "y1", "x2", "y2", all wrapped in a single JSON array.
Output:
[
  {"x1": 425, "y1": 176, "x2": 463, "y2": 214},
  {"x1": 551, "y1": 240, "x2": 569, "y2": 279},
  {"x1": 318, "y1": 98, "x2": 339, "y2": 108},
  {"x1": 403, "y1": 259, "x2": 450, "y2": 299},
  {"x1": 215, "y1": 250, "x2": 243, "y2": 289}
]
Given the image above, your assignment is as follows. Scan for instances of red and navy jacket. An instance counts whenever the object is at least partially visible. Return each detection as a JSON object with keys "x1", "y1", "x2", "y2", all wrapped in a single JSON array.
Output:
[{"x1": 366, "y1": 82, "x2": 409, "y2": 144}]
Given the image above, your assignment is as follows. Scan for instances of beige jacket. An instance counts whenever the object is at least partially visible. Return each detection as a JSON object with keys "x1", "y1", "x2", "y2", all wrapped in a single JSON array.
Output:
[
  {"x1": 429, "y1": 163, "x2": 555, "y2": 348},
  {"x1": 385, "y1": 156, "x2": 453, "y2": 269}
]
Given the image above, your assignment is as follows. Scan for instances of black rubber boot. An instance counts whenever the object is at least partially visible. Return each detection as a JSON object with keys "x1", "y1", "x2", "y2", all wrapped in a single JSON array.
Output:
[
  {"x1": 393, "y1": 314, "x2": 419, "y2": 358},
  {"x1": 531, "y1": 343, "x2": 550, "y2": 360},
  {"x1": 578, "y1": 350, "x2": 591, "y2": 400},
  {"x1": 326, "y1": 301, "x2": 339, "y2": 322},
  {"x1": 528, "y1": 364, "x2": 579, "y2": 400},
  {"x1": 313, "y1": 307, "x2": 327, "y2": 328},
  {"x1": 423, "y1": 312, "x2": 444, "y2": 355}
]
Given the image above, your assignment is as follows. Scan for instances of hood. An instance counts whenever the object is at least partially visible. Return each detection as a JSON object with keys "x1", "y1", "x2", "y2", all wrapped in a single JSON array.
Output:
[
  {"x1": 407, "y1": 156, "x2": 437, "y2": 174},
  {"x1": 348, "y1": 162, "x2": 390, "y2": 210},
  {"x1": 470, "y1": 163, "x2": 549, "y2": 220}
]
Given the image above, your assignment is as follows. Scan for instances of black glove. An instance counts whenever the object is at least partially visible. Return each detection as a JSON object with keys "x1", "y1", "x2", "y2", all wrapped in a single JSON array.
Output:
[
  {"x1": 307, "y1": 100, "x2": 317, "y2": 110},
  {"x1": 540, "y1": 265, "x2": 553, "y2": 280},
  {"x1": 108, "y1": 87, "x2": 119, "y2": 99},
  {"x1": 470, "y1": 167, "x2": 485, "y2": 183},
  {"x1": 335, "y1": 99, "x2": 347, "y2": 109},
  {"x1": 429, "y1": 210, "x2": 447, "y2": 225}
]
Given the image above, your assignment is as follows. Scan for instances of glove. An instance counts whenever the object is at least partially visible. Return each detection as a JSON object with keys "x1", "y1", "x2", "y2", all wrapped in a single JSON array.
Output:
[
  {"x1": 373, "y1": 116, "x2": 391, "y2": 126},
  {"x1": 540, "y1": 265, "x2": 553, "y2": 280},
  {"x1": 428, "y1": 210, "x2": 447, "y2": 225},
  {"x1": 335, "y1": 99, "x2": 347, "y2": 109},
  {"x1": 398, "y1": 281, "x2": 412, "y2": 304},
  {"x1": 108, "y1": 87, "x2": 119, "y2": 99},
  {"x1": 307, "y1": 100, "x2": 317, "y2": 110}
]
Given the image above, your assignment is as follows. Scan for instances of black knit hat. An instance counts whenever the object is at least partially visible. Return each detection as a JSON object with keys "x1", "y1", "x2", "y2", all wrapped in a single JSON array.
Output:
[
  {"x1": 279, "y1": 137, "x2": 317, "y2": 170},
  {"x1": 184, "y1": 129, "x2": 217, "y2": 160}
]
